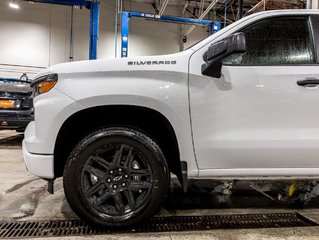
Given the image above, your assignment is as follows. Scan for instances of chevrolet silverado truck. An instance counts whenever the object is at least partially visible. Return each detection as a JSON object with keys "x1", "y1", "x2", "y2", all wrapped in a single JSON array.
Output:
[{"x1": 23, "y1": 10, "x2": 319, "y2": 227}]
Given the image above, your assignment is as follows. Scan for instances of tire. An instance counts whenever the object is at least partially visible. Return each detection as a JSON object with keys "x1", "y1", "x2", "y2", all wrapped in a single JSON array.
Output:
[{"x1": 63, "y1": 127, "x2": 170, "y2": 227}]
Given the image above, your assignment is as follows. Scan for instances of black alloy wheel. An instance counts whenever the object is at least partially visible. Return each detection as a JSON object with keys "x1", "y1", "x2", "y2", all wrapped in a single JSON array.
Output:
[
  {"x1": 81, "y1": 144, "x2": 153, "y2": 217},
  {"x1": 63, "y1": 127, "x2": 170, "y2": 227}
]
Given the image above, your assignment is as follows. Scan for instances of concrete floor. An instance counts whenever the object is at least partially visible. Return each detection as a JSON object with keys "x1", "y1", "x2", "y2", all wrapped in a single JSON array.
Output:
[{"x1": 2, "y1": 130, "x2": 319, "y2": 239}]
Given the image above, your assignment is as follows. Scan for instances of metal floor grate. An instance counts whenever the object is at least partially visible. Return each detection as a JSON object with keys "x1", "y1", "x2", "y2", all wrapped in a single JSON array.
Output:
[{"x1": 0, "y1": 212, "x2": 317, "y2": 238}]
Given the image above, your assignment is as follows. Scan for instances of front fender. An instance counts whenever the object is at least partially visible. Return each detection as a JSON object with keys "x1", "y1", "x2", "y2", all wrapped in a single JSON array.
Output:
[{"x1": 55, "y1": 71, "x2": 198, "y2": 176}]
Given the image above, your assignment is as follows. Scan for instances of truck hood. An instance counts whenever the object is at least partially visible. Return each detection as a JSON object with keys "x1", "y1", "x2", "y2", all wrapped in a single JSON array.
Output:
[{"x1": 34, "y1": 50, "x2": 193, "y2": 80}]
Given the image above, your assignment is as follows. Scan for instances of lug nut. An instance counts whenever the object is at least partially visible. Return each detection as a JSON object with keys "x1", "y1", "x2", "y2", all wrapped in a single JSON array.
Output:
[
  {"x1": 124, "y1": 174, "x2": 128, "y2": 178},
  {"x1": 107, "y1": 178, "x2": 111, "y2": 183},
  {"x1": 122, "y1": 183, "x2": 126, "y2": 187},
  {"x1": 118, "y1": 168, "x2": 122, "y2": 172},
  {"x1": 110, "y1": 170, "x2": 114, "y2": 174},
  {"x1": 113, "y1": 185, "x2": 117, "y2": 189}
]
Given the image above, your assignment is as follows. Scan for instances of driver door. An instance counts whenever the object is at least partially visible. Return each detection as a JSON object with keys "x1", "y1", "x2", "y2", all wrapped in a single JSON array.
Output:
[{"x1": 189, "y1": 15, "x2": 319, "y2": 175}]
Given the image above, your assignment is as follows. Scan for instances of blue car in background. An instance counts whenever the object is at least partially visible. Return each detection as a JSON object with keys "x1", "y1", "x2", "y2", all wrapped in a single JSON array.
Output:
[{"x1": 0, "y1": 74, "x2": 33, "y2": 132}]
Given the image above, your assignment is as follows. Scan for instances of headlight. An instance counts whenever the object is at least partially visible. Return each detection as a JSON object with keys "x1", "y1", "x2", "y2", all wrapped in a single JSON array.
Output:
[{"x1": 31, "y1": 74, "x2": 58, "y2": 97}]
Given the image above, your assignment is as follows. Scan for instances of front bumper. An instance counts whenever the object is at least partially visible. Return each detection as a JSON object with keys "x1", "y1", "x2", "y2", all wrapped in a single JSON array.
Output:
[
  {"x1": 0, "y1": 109, "x2": 33, "y2": 129},
  {"x1": 22, "y1": 88, "x2": 84, "y2": 179},
  {"x1": 22, "y1": 123, "x2": 54, "y2": 179}
]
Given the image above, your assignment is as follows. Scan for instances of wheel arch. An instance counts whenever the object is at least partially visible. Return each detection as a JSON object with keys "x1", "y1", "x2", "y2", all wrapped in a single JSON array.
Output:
[{"x1": 54, "y1": 104, "x2": 185, "y2": 185}]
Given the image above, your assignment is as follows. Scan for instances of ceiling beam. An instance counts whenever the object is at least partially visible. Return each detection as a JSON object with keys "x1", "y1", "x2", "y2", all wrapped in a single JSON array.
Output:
[
  {"x1": 159, "y1": 0, "x2": 170, "y2": 15},
  {"x1": 152, "y1": 1, "x2": 160, "y2": 14},
  {"x1": 245, "y1": 0, "x2": 267, "y2": 15},
  {"x1": 184, "y1": 0, "x2": 219, "y2": 38},
  {"x1": 182, "y1": 0, "x2": 189, "y2": 15}
]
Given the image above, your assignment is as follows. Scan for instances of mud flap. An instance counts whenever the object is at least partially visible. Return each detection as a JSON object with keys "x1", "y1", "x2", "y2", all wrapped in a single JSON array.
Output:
[
  {"x1": 177, "y1": 161, "x2": 188, "y2": 193},
  {"x1": 46, "y1": 178, "x2": 55, "y2": 194}
]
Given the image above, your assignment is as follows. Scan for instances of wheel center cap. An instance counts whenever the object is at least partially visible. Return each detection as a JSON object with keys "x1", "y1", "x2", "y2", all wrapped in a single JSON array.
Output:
[{"x1": 113, "y1": 176, "x2": 123, "y2": 182}]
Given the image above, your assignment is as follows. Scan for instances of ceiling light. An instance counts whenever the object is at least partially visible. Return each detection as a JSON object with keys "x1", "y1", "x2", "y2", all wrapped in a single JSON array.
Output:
[{"x1": 9, "y1": 0, "x2": 20, "y2": 9}]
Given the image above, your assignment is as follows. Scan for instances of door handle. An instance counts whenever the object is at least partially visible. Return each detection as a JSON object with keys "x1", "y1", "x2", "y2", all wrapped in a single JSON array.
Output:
[{"x1": 297, "y1": 79, "x2": 319, "y2": 88}]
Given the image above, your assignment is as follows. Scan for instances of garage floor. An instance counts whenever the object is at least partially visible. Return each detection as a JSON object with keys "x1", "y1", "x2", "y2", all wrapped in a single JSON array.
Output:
[{"x1": 2, "y1": 130, "x2": 319, "y2": 239}]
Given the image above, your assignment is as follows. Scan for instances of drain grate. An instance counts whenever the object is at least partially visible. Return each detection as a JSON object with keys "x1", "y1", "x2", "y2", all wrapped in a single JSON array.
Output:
[{"x1": 0, "y1": 213, "x2": 317, "y2": 238}]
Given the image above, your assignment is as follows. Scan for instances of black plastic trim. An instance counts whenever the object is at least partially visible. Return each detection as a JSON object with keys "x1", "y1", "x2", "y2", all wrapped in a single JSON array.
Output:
[{"x1": 0, "y1": 108, "x2": 34, "y2": 129}]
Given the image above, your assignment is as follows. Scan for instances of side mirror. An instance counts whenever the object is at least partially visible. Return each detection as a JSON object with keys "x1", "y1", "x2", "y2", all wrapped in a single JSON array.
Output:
[{"x1": 201, "y1": 32, "x2": 246, "y2": 78}]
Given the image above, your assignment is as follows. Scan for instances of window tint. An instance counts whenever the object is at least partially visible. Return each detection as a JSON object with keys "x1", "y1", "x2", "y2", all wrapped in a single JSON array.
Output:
[{"x1": 223, "y1": 17, "x2": 315, "y2": 65}]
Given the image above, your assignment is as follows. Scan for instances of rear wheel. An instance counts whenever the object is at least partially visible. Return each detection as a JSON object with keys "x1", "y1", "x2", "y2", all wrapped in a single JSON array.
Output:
[{"x1": 63, "y1": 127, "x2": 169, "y2": 227}]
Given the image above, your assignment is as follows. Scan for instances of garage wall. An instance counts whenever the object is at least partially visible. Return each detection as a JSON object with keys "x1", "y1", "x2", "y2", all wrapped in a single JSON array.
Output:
[
  {"x1": 0, "y1": 0, "x2": 209, "y2": 78},
  {"x1": 0, "y1": 1, "x2": 72, "y2": 78}
]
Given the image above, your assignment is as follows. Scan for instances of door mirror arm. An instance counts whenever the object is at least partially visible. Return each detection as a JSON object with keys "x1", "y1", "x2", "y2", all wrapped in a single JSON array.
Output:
[{"x1": 201, "y1": 32, "x2": 247, "y2": 78}]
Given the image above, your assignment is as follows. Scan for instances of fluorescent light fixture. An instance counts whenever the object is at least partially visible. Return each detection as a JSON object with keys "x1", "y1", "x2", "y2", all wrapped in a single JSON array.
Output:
[{"x1": 9, "y1": 0, "x2": 20, "y2": 9}]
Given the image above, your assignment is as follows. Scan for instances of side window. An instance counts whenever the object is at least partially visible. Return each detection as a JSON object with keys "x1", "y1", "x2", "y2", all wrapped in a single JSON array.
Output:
[{"x1": 223, "y1": 17, "x2": 315, "y2": 65}]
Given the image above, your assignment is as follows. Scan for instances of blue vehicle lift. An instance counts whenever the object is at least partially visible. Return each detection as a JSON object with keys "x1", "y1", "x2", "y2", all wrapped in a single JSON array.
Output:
[
  {"x1": 121, "y1": 11, "x2": 221, "y2": 58},
  {"x1": 89, "y1": 1, "x2": 99, "y2": 60},
  {"x1": 28, "y1": 0, "x2": 99, "y2": 60}
]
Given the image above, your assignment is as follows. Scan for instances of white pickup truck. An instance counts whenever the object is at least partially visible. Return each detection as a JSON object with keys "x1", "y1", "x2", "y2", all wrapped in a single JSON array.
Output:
[{"x1": 23, "y1": 10, "x2": 319, "y2": 227}]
